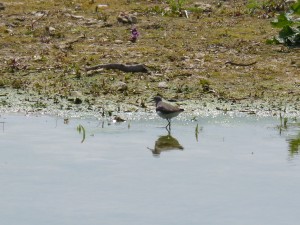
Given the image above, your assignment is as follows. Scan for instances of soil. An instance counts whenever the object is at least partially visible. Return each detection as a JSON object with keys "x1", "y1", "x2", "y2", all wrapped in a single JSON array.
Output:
[{"x1": 0, "y1": 0, "x2": 299, "y2": 118}]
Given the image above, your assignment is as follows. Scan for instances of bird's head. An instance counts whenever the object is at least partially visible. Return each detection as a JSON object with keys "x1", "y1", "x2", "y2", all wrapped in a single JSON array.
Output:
[{"x1": 153, "y1": 96, "x2": 162, "y2": 105}]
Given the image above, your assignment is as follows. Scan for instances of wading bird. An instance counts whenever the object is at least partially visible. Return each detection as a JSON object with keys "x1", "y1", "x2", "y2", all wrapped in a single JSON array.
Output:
[{"x1": 153, "y1": 96, "x2": 184, "y2": 130}]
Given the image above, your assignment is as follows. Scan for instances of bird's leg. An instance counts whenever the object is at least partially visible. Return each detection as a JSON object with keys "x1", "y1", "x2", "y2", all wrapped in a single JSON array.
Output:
[
  {"x1": 165, "y1": 119, "x2": 169, "y2": 130},
  {"x1": 165, "y1": 124, "x2": 170, "y2": 132},
  {"x1": 167, "y1": 129, "x2": 171, "y2": 136},
  {"x1": 165, "y1": 118, "x2": 171, "y2": 131}
]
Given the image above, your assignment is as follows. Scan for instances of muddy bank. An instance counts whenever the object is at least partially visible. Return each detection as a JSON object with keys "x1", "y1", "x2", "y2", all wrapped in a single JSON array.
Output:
[
  {"x1": 0, "y1": 1, "x2": 299, "y2": 119},
  {"x1": 0, "y1": 88, "x2": 298, "y2": 119}
]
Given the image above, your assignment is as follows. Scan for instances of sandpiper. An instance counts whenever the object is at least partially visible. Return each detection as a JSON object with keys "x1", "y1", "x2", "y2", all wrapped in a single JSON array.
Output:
[{"x1": 153, "y1": 96, "x2": 184, "y2": 130}]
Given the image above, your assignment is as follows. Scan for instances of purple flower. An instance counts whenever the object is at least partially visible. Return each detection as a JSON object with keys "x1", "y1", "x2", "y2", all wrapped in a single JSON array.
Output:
[{"x1": 131, "y1": 27, "x2": 139, "y2": 42}]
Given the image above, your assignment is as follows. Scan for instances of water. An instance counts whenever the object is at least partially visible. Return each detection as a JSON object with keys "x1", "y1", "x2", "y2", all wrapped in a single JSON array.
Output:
[{"x1": 0, "y1": 114, "x2": 299, "y2": 225}]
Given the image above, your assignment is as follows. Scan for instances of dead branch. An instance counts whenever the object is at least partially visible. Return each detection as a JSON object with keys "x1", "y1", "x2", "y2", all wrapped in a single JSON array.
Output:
[
  {"x1": 85, "y1": 63, "x2": 149, "y2": 73},
  {"x1": 225, "y1": 61, "x2": 257, "y2": 66}
]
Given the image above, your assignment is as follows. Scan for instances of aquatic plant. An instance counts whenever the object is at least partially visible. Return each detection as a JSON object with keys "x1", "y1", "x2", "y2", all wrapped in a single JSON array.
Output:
[
  {"x1": 277, "y1": 113, "x2": 288, "y2": 134},
  {"x1": 195, "y1": 123, "x2": 199, "y2": 142},
  {"x1": 77, "y1": 124, "x2": 86, "y2": 143}
]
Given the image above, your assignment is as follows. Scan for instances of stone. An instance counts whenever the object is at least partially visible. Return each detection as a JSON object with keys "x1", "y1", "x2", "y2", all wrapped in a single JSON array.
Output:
[
  {"x1": 285, "y1": 0, "x2": 297, "y2": 4},
  {"x1": 117, "y1": 12, "x2": 138, "y2": 24},
  {"x1": 158, "y1": 81, "x2": 168, "y2": 88},
  {"x1": 45, "y1": 26, "x2": 56, "y2": 35},
  {"x1": 130, "y1": 16, "x2": 138, "y2": 24},
  {"x1": 71, "y1": 15, "x2": 84, "y2": 20},
  {"x1": 96, "y1": 4, "x2": 108, "y2": 12},
  {"x1": 33, "y1": 55, "x2": 43, "y2": 61},
  {"x1": 114, "y1": 40, "x2": 123, "y2": 44},
  {"x1": 70, "y1": 91, "x2": 83, "y2": 97},
  {"x1": 114, "y1": 81, "x2": 127, "y2": 91}
]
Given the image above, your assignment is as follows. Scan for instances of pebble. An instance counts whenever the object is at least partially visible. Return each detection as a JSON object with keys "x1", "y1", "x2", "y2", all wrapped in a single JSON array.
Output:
[
  {"x1": 115, "y1": 40, "x2": 123, "y2": 44},
  {"x1": 114, "y1": 81, "x2": 127, "y2": 91},
  {"x1": 117, "y1": 12, "x2": 138, "y2": 24},
  {"x1": 158, "y1": 81, "x2": 168, "y2": 88},
  {"x1": 96, "y1": 4, "x2": 108, "y2": 11},
  {"x1": 70, "y1": 91, "x2": 83, "y2": 97}
]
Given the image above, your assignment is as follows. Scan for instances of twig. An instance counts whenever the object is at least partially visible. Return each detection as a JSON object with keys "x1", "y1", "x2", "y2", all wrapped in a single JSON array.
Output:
[{"x1": 225, "y1": 61, "x2": 257, "y2": 66}]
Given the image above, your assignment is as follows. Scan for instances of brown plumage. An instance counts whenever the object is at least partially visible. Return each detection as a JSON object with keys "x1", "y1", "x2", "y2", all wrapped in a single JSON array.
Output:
[{"x1": 153, "y1": 96, "x2": 184, "y2": 130}]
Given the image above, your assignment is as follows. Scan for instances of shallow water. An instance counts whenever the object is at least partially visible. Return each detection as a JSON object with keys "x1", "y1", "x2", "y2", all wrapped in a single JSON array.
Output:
[{"x1": 0, "y1": 114, "x2": 299, "y2": 225}]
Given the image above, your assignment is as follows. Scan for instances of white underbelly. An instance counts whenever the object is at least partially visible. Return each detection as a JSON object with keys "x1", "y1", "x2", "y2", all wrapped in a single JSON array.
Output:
[{"x1": 157, "y1": 111, "x2": 181, "y2": 119}]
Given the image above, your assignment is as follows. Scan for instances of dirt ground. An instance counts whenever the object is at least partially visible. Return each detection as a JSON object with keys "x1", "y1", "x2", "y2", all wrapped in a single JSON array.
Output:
[{"x1": 0, "y1": 0, "x2": 299, "y2": 116}]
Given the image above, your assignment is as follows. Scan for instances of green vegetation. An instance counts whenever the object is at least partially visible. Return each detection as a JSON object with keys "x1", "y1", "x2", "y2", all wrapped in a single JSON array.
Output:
[
  {"x1": 268, "y1": 0, "x2": 300, "y2": 46},
  {"x1": 77, "y1": 124, "x2": 86, "y2": 143},
  {"x1": 167, "y1": 0, "x2": 189, "y2": 14},
  {"x1": 247, "y1": 0, "x2": 292, "y2": 15},
  {"x1": 277, "y1": 116, "x2": 300, "y2": 157},
  {"x1": 195, "y1": 123, "x2": 199, "y2": 142}
]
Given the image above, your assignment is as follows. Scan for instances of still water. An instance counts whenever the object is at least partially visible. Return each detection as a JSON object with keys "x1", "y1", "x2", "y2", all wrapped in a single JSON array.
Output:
[{"x1": 0, "y1": 114, "x2": 299, "y2": 225}]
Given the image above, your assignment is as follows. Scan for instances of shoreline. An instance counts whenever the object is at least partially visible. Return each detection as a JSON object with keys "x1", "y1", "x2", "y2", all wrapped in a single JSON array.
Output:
[{"x1": 0, "y1": 88, "x2": 299, "y2": 119}]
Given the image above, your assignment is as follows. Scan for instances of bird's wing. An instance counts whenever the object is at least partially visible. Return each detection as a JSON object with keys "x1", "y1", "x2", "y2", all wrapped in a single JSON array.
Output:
[{"x1": 156, "y1": 105, "x2": 180, "y2": 114}]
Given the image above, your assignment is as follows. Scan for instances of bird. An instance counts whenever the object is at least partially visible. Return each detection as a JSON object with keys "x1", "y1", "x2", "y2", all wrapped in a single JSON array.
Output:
[{"x1": 153, "y1": 96, "x2": 184, "y2": 130}]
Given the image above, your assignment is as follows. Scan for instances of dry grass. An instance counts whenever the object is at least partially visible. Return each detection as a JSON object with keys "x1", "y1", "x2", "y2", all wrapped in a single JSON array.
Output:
[{"x1": 0, "y1": 0, "x2": 299, "y2": 109}]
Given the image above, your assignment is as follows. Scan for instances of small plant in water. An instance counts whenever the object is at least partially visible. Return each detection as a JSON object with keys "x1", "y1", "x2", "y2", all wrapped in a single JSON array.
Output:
[
  {"x1": 77, "y1": 124, "x2": 86, "y2": 143},
  {"x1": 277, "y1": 113, "x2": 288, "y2": 134},
  {"x1": 195, "y1": 123, "x2": 199, "y2": 142}
]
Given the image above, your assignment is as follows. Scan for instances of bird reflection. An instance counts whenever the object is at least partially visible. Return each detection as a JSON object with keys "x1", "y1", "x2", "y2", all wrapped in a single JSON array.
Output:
[{"x1": 149, "y1": 131, "x2": 184, "y2": 156}]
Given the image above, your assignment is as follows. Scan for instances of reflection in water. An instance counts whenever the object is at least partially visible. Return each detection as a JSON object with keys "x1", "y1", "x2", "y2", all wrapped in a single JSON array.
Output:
[
  {"x1": 0, "y1": 122, "x2": 4, "y2": 132},
  {"x1": 277, "y1": 116, "x2": 300, "y2": 157},
  {"x1": 288, "y1": 133, "x2": 300, "y2": 156},
  {"x1": 149, "y1": 131, "x2": 184, "y2": 156}
]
